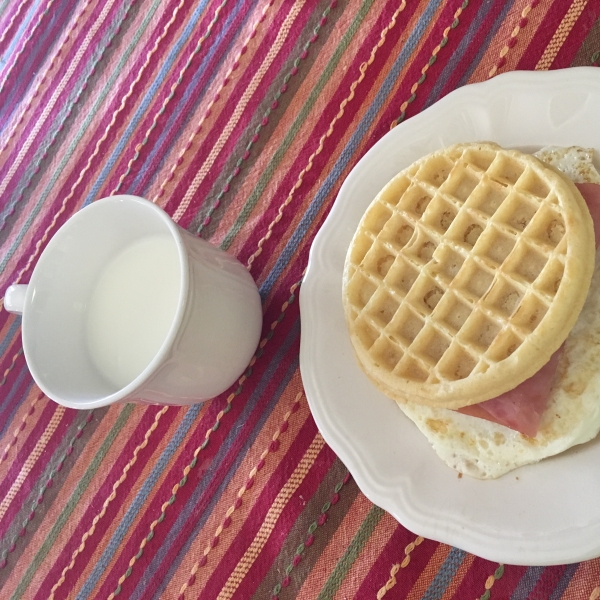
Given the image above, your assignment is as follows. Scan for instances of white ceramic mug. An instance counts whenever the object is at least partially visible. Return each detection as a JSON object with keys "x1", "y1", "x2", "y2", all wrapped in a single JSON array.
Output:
[{"x1": 4, "y1": 195, "x2": 263, "y2": 409}]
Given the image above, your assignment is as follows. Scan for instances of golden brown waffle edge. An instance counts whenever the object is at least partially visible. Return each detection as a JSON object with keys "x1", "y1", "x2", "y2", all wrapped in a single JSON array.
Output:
[{"x1": 342, "y1": 142, "x2": 595, "y2": 409}]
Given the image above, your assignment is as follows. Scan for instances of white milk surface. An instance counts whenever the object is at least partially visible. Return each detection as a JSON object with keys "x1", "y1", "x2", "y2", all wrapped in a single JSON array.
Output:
[{"x1": 86, "y1": 234, "x2": 181, "y2": 389}]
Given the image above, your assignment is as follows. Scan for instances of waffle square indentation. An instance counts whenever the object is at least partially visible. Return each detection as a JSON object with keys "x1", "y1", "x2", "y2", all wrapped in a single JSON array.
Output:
[
  {"x1": 413, "y1": 325, "x2": 451, "y2": 364},
  {"x1": 436, "y1": 343, "x2": 477, "y2": 381},
  {"x1": 458, "y1": 311, "x2": 500, "y2": 351},
  {"x1": 372, "y1": 337, "x2": 403, "y2": 371},
  {"x1": 381, "y1": 214, "x2": 415, "y2": 249},
  {"x1": 399, "y1": 185, "x2": 434, "y2": 217},
  {"x1": 385, "y1": 258, "x2": 419, "y2": 296},
  {"x1": 363, "y1": 204, "x2": 392, "y2": 235},
  {"x1": 470, "y1": 180, "x2": 508, "y2": 216},
  {"x1": 483, "y1": 278, "x2": 523, "y2": 317},
  {"x1": 393, "y1": 306, "x2": 425, "y2": 344},
  {"x1": 367, "y1": 289, "x2": 400, "y2": 327},
  {"x1": 510, "y1": 293, "x2": 548, "y2": 332},
  {"x1": 517, "y1": 168, "x2": 550, "y2": 199},
  {"x1": 535, "y1": 257, "x2": 564, "y2": 297},
  {"x1": 435, "y1": 293, "x2": 473, "y2": 333}
]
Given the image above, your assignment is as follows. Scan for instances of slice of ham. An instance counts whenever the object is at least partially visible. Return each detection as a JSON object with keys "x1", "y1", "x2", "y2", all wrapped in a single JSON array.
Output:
[
  {"x1": 458, "y1": 349, "x2": 562, "y2": 437},
  {"x1": 456, "y1": 182, "x2": 600, "y2": 437}
]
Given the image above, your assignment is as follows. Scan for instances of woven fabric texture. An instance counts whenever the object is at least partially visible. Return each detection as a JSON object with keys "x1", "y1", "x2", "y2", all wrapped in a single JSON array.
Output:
[{"x1": 0, "y1": 0, "x2": 599, "y2": 598}]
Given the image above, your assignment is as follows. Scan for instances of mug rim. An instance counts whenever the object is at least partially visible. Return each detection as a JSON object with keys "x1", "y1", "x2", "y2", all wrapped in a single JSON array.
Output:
[{"x1": 22, "y1": 195, "x2": 190, "y2": 409}]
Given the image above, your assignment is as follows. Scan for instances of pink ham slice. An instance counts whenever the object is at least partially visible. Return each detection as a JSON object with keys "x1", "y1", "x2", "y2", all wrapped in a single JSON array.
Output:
[{"x1": 456, "y1": 182, "x2": 600, "y2": 437}]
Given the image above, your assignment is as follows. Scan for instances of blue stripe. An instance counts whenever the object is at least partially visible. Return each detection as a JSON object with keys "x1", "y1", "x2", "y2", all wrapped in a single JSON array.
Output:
[
  {"x1": 0, "y1": 29, "x2": 112, "y2": 227},
  {"x1": 0, "y1": 0, "x2": 42, "y2": 74},
  {"x1": 81, "y1": 0, "x2": 216, "y2": 207},
  {"x1": 258, "y1": 0, "x2": 445, "y2": 300},
  {"x1": 549, "y1": 564, "x2": 579, "y2": 600},
  {"x1": 0, "y1": 368, "x2": 34, "y2": 437},
  {"x1": 141, "y1": 318, "x2": 301, "y2": 600},
  {"x1": 130, "y1": 1, "x2": 256, "y2": 195},
  {"x1": 76, "y1": 403, "x2": 203, "y2": 599},
  {"x1": 0, "y1": 0, "x2": 73, "y2": 124},
  {"x1": 456, "y1": 0, "x2": 515, "y2": 87},
  {"x1": 421, "y1": 547, "x2": 466, "y2": 600},
  {"x1": 422, "y1": 0, "x2": 508, "y2": 110},
  {"x1": 510, "y1": 566, "x2": 546, "y2": 599},
  {"x1": 0, "y1": 317, "x2": 21, "y2": 355},
  {"x1": 0, "y1": 0, "x2": 147, "y2": 276}
]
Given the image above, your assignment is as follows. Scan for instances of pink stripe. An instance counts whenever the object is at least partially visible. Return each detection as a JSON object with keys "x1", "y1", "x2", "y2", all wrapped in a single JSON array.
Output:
[
  {"x1": 91, "y1": 317, "x2": 301, "y2": 598},
  {"x1": 0, "y1": 0, "x2": 196, "y2": 290},
  {"x1": 34, "y1": 406, "x2": 179, "y2": 600},
  {"x1": 231, "y1": 443, "x2": 338, "y2": 600},
  {"x1": 0, "y1": 403, "x2": 76, "y2": 539},
  {"x1": 195, "y1": 414, "x2": 320, "y2": 600},
  {"x1": 100, "y1": 0, "x2": 244, "y2": 197},
  {"x1": 0, "y1": 0, "x2": 108, "y2": 183},
  {"x1": 163, "y1": 0, "x2": 315, "y2": 225},
  {"x1": 121, "y1": 0, "x2": 255, "y2": 196},
  {"x1": 0, "y1": 0, "x2": 33, "y2": 56}
]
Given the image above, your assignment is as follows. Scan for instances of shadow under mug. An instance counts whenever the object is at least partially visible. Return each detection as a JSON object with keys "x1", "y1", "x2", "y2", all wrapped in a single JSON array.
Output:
[{"x1": 4, "y1": 195, "x2": 263, "y2": 409}]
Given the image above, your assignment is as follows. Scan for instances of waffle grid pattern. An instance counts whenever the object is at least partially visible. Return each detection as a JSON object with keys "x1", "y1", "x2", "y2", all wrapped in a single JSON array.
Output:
[{"x1": 345, "y1": 145, "x2": 576, "y2": 392}]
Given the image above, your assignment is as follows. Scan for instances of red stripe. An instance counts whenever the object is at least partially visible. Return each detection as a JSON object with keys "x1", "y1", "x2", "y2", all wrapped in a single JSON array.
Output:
[
  {"x1": 89, "y1": 314, "x2": 301, "y2": 598},
  {"x1": 354, "y1": 522, "x2": 440, "y2": 598},
  {"x1": 0, "y1": 0, "x2": 189, "y2": 286},
  {"x1": 0, "y1": 0, "x2": 34, "y2": 56},
  {"x1": 196, "y1": 413, "x2": 321, "y2": 600},
  {"x1": 0, "y1": 398, "x2": 60, "y2": 519},
  {"x1": 234, "y1": 8, "x2": 402, "y2": 273},
  {"x1": 513, "y1": 1, "x2": 575, "y2": 70},
  {"x1": 34, "y1": 405, "x2": 179, "y2": 600},
  {"x1": 449, "y1": 555, "x2": 502, "y2": 599},
  {"x1": 545, "y1": 2, "x2": 600, "y2": 68},
  {"x1": 0, "y1": 403, "x2": 76, "y2": 539},
  {"x1": 231, "y1": 443, "x2": 338, "y2": 600},
  {"x1": 357, "y1": 0, "x2": 469, "y2": 158},
  {"x1": 0, "y1": 339, "x2": 28, "y2": 418},
  {"x1": 0, "y1": 366, "x2": 33, "y2": 435},
  {"x1": 0, "y1": 0, "x2": 67, "y2": 118},
  {"x1": 527, "y1": 565, "x2": 569, "y2": 599},
  {"x1": 100, "y1": 0, "x2": 245, "y2": 196},
  {"x1": 166, "y1": 0, "x2": 317, "y2": 227},
  {"x1": 0, "y1": 0, "x2": 117, "y2": 184},
  {"x1": 482, "y1": 563, "x2": 528, "y2": 597},
  {"x1": 431, "y1": 0, "x2": 512, "y2": 102}
]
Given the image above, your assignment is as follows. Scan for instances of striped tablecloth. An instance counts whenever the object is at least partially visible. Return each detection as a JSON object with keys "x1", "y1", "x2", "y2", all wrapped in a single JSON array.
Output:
[{"x1": 1, "y1": 1, "x2": 599, "y2": 598}]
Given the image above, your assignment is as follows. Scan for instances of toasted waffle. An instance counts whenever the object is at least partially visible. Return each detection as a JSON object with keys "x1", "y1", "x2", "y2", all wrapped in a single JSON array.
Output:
[{"x1": 343, "y1": 142, "x2": 595, "y2": 408}]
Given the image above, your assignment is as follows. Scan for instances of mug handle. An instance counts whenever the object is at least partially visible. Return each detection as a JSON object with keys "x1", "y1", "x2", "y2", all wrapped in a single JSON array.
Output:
[{"x1": 4, "y1": 284, "x2": 28, "y2": 315}]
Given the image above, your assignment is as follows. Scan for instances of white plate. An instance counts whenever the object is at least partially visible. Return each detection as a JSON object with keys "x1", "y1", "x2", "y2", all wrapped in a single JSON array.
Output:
[{"x1": 300, "y1": 67, "x2": 600, "y2": 566}]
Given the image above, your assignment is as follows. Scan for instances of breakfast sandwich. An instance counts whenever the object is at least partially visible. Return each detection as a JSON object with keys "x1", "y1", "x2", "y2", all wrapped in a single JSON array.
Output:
[{"x1": 342, "y1": 142, "x2": 600, "y2": 478}]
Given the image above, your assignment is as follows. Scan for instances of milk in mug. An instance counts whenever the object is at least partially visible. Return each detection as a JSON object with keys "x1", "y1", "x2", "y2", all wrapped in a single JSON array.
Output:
[{"x1": 86, "y1": 234, "x2": 181, "y2": 388}]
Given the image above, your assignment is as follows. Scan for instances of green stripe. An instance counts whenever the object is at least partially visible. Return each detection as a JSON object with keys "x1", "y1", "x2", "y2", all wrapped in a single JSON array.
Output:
[
  {"x1": 0, "y1": 0, "x2": 161, "y2": 275},
  {"x1": 316, "y1": 505, "x2": 384, "y2": 600},
  {"x1": 10, "y1": 404, "x2": 134, "y2": 600},
  {"x1": 218, "y1": 0, "x2": 376, "y2": 250}
]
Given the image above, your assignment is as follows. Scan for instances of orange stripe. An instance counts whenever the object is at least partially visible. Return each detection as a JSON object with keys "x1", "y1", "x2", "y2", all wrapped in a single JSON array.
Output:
[
  {"x1": 48, "y1": 406, "x2": 170, "y2": 599},
  {"x1": 168, "y1": 375, "x2": 308, "y2": 596},
  {"x1": 332, "y1": 511, "x2": 399, "y2": 600},
  {"x1": 217, "y1": 432, "x2": 326, "y2": 600},
  {"x1": 208, "y1": 0, "x2": 395, "y2": 249},
  {"x1": 0, "y1": 405, "x2": 145, "y2": 598},
  {"x1": 403, "y1": 543, "x2": 454, "y2": 600},
  {"x1": 0, "y1": 404, "x2": 64, "y2": 522},
  {"x1": 535, "y1": 0, "x2": 589, "y2": 70},
  {"x1": 148, "y1": 0, "x2": 284, "y2": 208},
  {"x1": 296, "y1": 492, "x2": 373, "y2": 598},
  {"x1": 560, "y1": 558, "x2": 600, "y2": 600}
]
